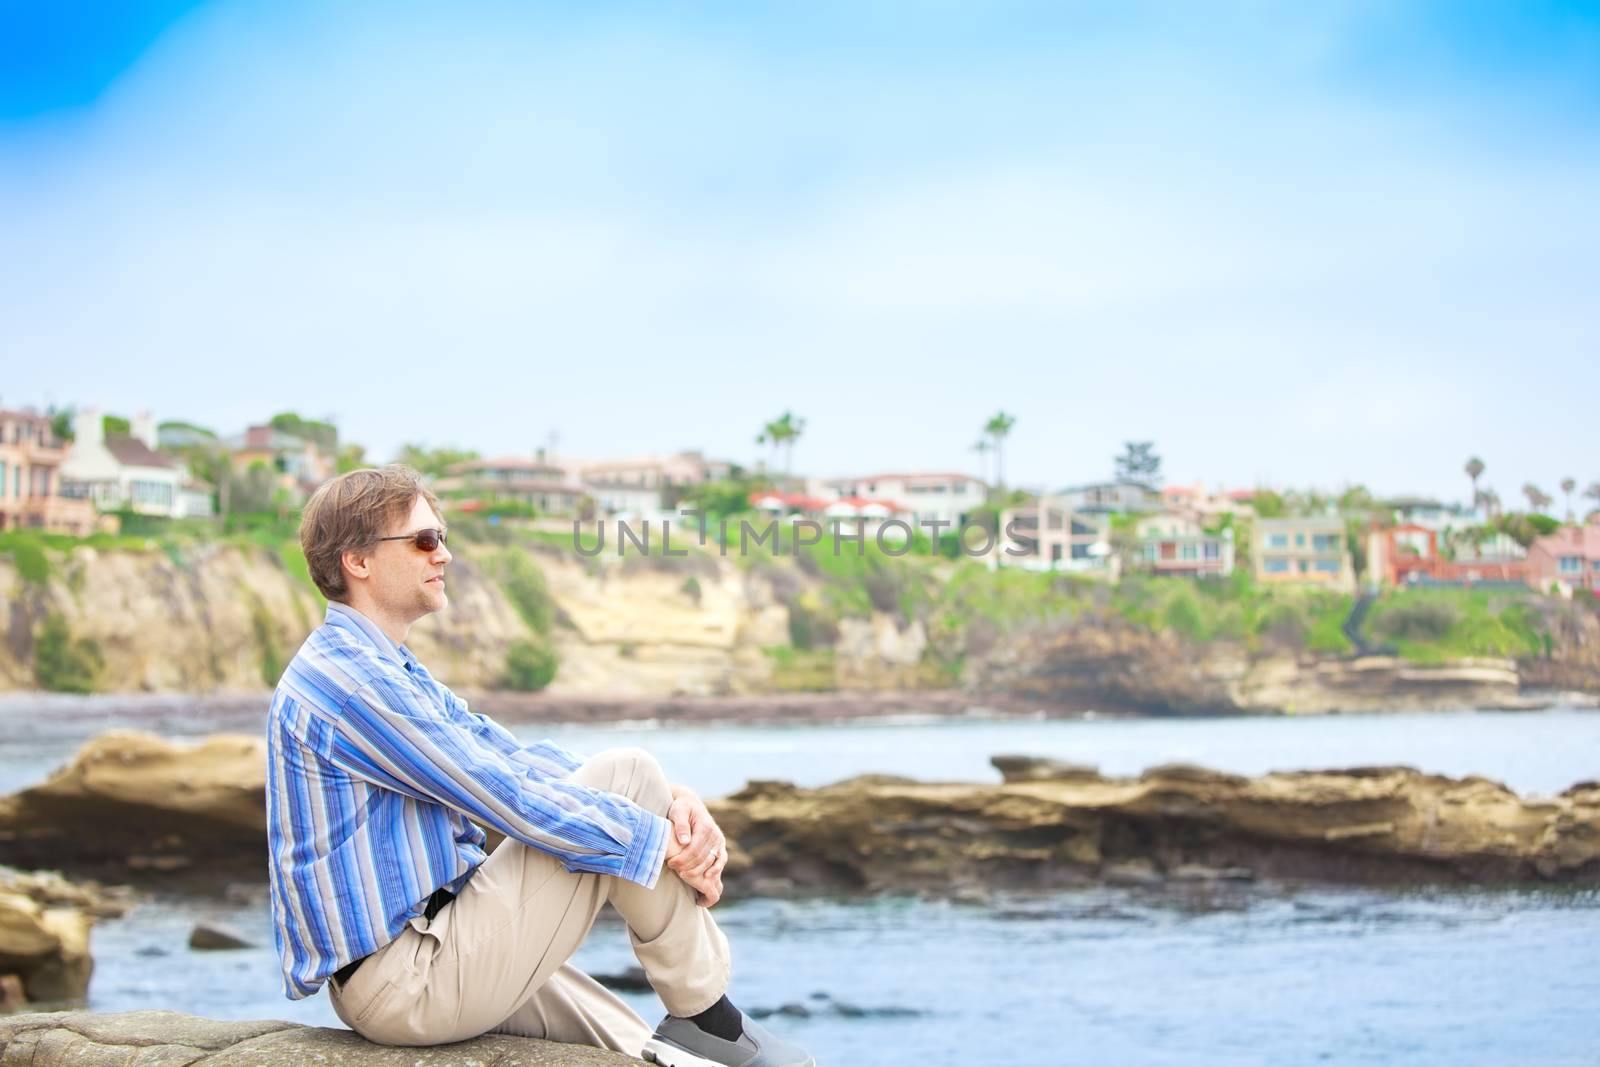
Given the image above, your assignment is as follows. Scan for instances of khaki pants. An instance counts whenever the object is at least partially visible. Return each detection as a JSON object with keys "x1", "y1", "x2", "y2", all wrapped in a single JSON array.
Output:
[{"x1": 329, "y1": 747, "x2": 732, "y2": 1056}]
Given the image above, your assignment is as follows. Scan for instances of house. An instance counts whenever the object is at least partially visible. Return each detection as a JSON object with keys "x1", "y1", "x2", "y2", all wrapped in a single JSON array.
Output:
[
  {"x1": 1526, "y1": 524, "x2": 1600, "y2": 597},
  {"x1": 227, "y1": 425, "x2": 336, "y2": 504},
  {"x1": 0, "y1": 408, "x2": 96, "y2": 534},
  {"x1": 1380, "y1": 496, "x2": 1488, "y2": 533},
  {"x1": 750, "y1": 490, "x2": 914, "y2": 545},
  {"x1": 816, "y1": 472, "x2": 988, "y2": 533},
  {"x1": 581, "y1": 451, "x2": 733, "y2": 520},
  {"x1": 435, "y1": 454, "x2": 587, "y2": 515},
  {"x1": 1254, "y1": 516, "x2": 1355, "y2": 590},
  {"x1": 1056, "y1": 480, "x2": 1161, "y2": 515},
  {"x1": 1366, "y1": 522, "x2": 1527, "y2": 589},
  {"x1": 59, "y1": 410, "x2": 189, "y2": 519},
  {"x1": 1161, "y1": 483, "x2": 1257, "y2": 518},
  {"x1": 997, "y1": 494, "x2": 1114, "y2": 573},
  {"x1": 1135, "y1": 511, "x2": 1234, "y2": 577}
]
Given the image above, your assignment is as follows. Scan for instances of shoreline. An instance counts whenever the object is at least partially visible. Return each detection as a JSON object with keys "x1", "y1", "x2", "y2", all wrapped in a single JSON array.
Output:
[{"x1": 0, "y1": 687, "x2": 1593, "y2": 730}]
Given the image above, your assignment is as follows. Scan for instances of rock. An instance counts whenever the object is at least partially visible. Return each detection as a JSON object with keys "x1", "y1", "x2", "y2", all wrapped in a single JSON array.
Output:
[
  {"x1": 1102, "y1": 861, "x2": 1164, "y2": 888},
  {"x1": 11, "y1": 732, "x2": 1600, "y2": 896},
  {"x1": 0, "y1": 867, "x2": 105, "y2": 1002},
  {"x1": 0, "y1": 974, "x2": 24, "y2": 1012},
  {"x1": 710, "y1": 761, "x2": 1600, "y2": 895},
  {"x1": 991, "y1": 755, "x2": 1099, "y2": 783},
  {"x1": 189, "y1": 923, "x2": 253, "y2": 950},
  {"x1": 0, "y1": 731, "x2": 268, "y2": 870},
  {"x1": 0, "y1": 1010, "x2": 636, "y2": 1064}
]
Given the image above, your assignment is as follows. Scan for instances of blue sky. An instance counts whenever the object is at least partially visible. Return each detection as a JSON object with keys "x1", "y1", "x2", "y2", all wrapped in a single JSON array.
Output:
[{"x1": 2, "y1": 1, "x2": 1597, "y2": 503}]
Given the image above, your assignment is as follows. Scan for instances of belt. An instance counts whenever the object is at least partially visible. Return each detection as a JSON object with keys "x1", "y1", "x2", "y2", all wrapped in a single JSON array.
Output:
[{"x1": 333, "y1": 884, "x2": 456, "y2": 986}]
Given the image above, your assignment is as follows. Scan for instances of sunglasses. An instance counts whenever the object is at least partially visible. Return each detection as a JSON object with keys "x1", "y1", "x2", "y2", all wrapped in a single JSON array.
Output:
[{"x1": 376, "y1": 528, "x2": 448, "y2": 552}]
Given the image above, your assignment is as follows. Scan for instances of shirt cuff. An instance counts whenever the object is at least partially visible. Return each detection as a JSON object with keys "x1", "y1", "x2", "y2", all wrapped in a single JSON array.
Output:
[{"x1": 619, "y1": 808, "x2": 672, "y2": 889}]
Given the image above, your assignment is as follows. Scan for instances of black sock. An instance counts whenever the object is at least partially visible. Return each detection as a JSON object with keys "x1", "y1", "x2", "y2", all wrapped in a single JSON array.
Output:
[{"x1": 683, "y1": 995, "x2": 744, "y2": 1042}]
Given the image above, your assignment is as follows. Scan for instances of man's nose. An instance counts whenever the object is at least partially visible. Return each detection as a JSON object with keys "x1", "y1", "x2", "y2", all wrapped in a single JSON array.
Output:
[{"x1": 434, "y1": 542, "x2": 452, "y2": 564}]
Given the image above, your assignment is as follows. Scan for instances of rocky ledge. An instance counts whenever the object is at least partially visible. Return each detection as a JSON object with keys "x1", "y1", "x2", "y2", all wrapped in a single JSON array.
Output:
[
  {"x1": 0, "y1": 1010, "x2": 635, "y2": 1065},
  {"x1": 710, "y1": 756, "x2": 1600, "y2": 895},
  {"x1": 2, "y1": 732, "x2": 1597, "y2": 893}
]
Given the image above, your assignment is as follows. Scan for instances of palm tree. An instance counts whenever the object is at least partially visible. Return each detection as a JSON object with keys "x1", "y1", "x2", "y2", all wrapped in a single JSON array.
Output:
[
  {"x1": 1464, "y1": 457, "x2": 1485, "y2": 509},
  {"x1": 755, "y1": 412, "x2": 806, "y2": 482},
  {"x1": 971, "y1": 439, "x2": 992, "y2": 487},
  {"x1": 1562, "y1": 477, "x2": 1577, "y2": 521},
  {"x1": 1585, "y1": 482, "x2": 1600, "y2": 521},
  {"x1": 983, "y1": 411, "x2": 1017, "y2": 494},
  {"x1": 1522, "y1": 483, "x2": 1552, "y2": 514}
]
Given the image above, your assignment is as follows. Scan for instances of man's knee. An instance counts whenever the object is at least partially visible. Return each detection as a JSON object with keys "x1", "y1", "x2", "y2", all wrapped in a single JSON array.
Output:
[{"x1": 579, "y1": 746, "x2": 668, "y2": 804}]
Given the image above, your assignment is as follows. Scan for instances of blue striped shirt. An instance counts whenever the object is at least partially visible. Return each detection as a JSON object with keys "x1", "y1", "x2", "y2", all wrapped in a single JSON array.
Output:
[{"x1": 266, "y1": 602, "x2": 670, "y2": 1000}]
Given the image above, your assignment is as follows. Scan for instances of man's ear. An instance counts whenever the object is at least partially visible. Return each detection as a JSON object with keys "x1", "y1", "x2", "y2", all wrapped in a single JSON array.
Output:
[{"x1": 340, "y1": 546, "x2": 373, "y2": 587}]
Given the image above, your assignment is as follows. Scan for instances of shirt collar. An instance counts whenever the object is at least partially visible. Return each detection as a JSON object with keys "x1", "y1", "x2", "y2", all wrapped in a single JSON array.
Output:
[{"x1": 325, "y1": 602, "x2": 417, "y2": 672}]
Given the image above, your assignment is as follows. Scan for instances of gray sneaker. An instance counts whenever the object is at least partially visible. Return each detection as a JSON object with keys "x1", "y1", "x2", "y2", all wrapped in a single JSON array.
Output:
[{"x1": 641, "y1": 1012, "x2": 815, "y2": 1067}]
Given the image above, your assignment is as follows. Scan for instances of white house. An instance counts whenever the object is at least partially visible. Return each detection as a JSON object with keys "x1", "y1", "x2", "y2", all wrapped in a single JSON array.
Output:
[
  {"x1": 59, "y1": 410, "x2": 188, "y2": 518},
  {"x1": 996, "y1": 493, "x2": 1115, "y2": 574},
  {"x1": 814, "y1": 472, "x2": 988, "y2": 535}
]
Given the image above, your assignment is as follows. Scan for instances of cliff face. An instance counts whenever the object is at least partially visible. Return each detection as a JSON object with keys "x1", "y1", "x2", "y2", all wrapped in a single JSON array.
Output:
[
  {"x1": 972, "y1": 617, "x2": 1590, "y2": 715},
  {"x1": 0, "y1": 542, "x2": 926, "y2": 698},
  {"x1": 3, "y1": 539, "x2": 1597, "y2": 710}
]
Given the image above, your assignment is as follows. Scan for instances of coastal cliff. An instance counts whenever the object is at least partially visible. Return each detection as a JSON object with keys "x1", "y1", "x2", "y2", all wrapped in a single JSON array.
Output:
[{"x1": 2, "y1": 533, "x2": 1597, "y2": 712}]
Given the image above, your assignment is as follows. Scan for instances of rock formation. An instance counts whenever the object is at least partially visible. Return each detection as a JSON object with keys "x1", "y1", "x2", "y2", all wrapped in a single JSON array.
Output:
[
  {"x1": 0, "y1": 867, "x2": 130, "y2": 1004},
  {"x1": 708, "y1": 762, "x2": 1600, "y2": 896},
  {"x1": 6, "y1": 731, "x2": 1595, "y2": 896},
  {"x1": 0, "y1": 1010, "x2": 635, "y2": 1065}
]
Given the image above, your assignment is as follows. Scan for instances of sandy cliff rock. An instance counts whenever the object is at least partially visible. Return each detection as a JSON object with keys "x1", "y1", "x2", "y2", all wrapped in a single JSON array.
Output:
[
  {"x1": 0, "y1": 732, "x2": 265, "y2": 872},
  {"x1": 4, "y1": 732, "x2": 1596, "y2": 895},
  {"x1": 0, "y1": 868, "x2": 128, "y2": 1004},
  {"x1": 978, "y1": 620, "x2": 1543, "y2": 714},
  {"x1": 0, "y1": 1011, "x2": 635, "y2": 1065},
  {"x1": 709, "y1": 763, "x2": 1600, "y2": 895}
]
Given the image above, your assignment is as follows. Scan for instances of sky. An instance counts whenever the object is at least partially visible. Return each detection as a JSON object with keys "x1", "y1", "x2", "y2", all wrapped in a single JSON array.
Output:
[{"x1": 2, "y1": 1, "x2": 1597, "y2": 504}]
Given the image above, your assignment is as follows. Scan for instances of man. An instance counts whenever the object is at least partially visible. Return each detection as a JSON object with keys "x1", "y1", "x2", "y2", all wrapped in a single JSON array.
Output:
[{"x1": 266, "y1": 466, "x2": 813, "y2": 1067}]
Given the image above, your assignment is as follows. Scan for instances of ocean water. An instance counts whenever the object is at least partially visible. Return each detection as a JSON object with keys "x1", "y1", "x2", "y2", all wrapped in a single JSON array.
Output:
[{"x1": 5, "y1": 704, "x2": 1599, "y2": 1065}]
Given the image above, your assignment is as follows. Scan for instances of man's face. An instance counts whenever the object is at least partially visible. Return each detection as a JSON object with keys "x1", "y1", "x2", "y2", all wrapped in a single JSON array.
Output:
[{"x1": 365, "y1": 495, "x2": 452, "y2": 623}]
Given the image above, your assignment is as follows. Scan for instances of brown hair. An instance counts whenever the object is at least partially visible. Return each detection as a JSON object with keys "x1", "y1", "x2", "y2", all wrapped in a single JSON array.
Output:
[{"x1": 299, "y1": 465, "x2": 441, "y2": 603}]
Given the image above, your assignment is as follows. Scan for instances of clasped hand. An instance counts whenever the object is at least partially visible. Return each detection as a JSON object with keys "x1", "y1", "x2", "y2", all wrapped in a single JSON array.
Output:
[{"x1": 664, "y1": 784, "x2": 727, "y2": 907}]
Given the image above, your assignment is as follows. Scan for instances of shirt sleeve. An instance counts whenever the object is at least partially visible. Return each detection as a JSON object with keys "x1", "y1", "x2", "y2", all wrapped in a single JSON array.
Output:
[
  {"x1": 324, "y1": 671, "x2": 669, "y2": 888},
  {"x1": 437, "y1": 683, "x2": 592, "y2": 781}
]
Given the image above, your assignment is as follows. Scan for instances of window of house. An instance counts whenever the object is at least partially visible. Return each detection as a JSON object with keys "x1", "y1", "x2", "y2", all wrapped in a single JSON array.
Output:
[
  {"x1": 1144, "y1": 544, "x2": 1158, "y2": 561},
  {"x1": 1264, "y1": 558, "x2": 1290, "y2": 573},
  {"x1": 1560, "y1": 557, "x2": 1582, "y2": 573},
  {"x1": 1268, "y1": 534, "x2": 1289, "y2": 548},
  {"x1": 1313, "y1": 534, "x2": 1340, "y2": 552},
  {"x1": 1181, "y1": 544, "x2": 1198, "y2": 561},
  {"x1": 1315, "y1": 560, "x2": 1341, "y2": 573},
  {"x1": 1204, "y1": 542, "x2": 1220, "y2": 560},
  {"x1": 1298, "y1": 559, "x2": 1309, "y2": 573},
  {"x1": 1295, "y1": 533, "x2": 1306, "y2": 547},
  {"x1": 0, "y1": 461, "x2": 7, "y2": 499}
]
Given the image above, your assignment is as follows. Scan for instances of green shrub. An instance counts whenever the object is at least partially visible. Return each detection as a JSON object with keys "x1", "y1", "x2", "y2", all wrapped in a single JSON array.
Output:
[
  {"x1": 498, "y1": 551, "x2": 554, "y2": 635},
  {"x1": 1371, "y1": 599, "x2": 1459, "y2": 643},
  {"x1": 1162, "y1": 588, "x2": 1206, "y2": 640},
  {"x1": 503, "y1": 640, "x2": 558, "y2": 691},
  {"x1": 35, "y1": 614, "x2": 102, "y2": 693},
  {"x1": 250, "y1": 596, "x2": 285, "y2": 687},
  {"x1": 7, "y1": 537, "x2": 51, "y2": 585}
]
